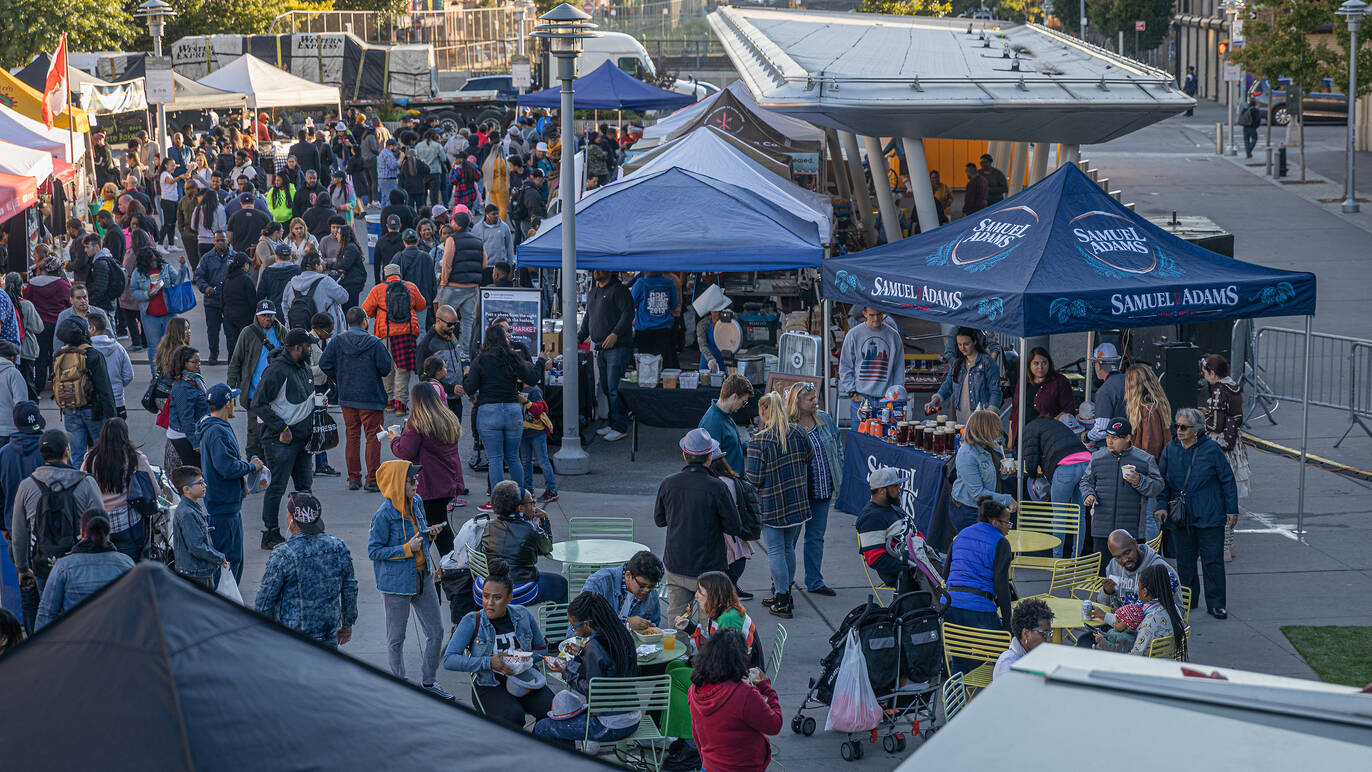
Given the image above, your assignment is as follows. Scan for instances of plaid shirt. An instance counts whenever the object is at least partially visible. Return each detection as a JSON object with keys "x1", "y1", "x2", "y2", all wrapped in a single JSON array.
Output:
[
  {"x1": 745, "y1": 426, "x2": 814, "y2": 528},
  {"x1": 253, "y1": 532, "x2": 359, "y2": 646},
  {"x1": 449, "y1": 166, "x2": 482, "y2": 210}
]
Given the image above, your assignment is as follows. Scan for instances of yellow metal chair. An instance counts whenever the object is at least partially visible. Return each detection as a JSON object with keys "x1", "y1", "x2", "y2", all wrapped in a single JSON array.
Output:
[
  {"x1": 1028, "y1": 552, "x2": 1101, "y2": 600},
  {"x1": 1179, "y1": 586, "x2": 1192, "y2": 629},
  {"x1": 568, "y1": 516, "x2": 635, "y2": 542},
  {"x1": 585, "y1": 675, "x2": 673, "y2": 770},
  {"x1": 1011, "y1": 501, "x2": 1083, "y2": 573},
  {"x1": 862, "y1": 559, "x2": 895, "y2": 607},
  {"x1": 1145, "y1": 531, "x2": 1164, "y2": 555},
  {"x1": 940, "y1": 622, "x2": 1011, "y2": 694},
  {"x1": 941, "y1": 672, "x2": 969, "y2": 722},
  {"x1": 1146, "y1": 625, "x2": 1189, "y2": 661}
]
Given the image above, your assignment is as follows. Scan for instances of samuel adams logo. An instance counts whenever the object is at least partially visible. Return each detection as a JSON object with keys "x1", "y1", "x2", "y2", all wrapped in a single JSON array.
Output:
[
  {"x1": 1070, "y1": 211, "x2": 1182, "y2": 279},
  {"x1": 929, "y1": 205, "x2": 1039, "y2": 273}
]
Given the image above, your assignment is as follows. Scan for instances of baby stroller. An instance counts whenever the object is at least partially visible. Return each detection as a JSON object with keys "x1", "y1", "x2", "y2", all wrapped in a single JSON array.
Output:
[
  {"x1": 142, "y1": 465, "x2": 181, "y2": 569},
  {"x1": 789, "y1": 590, "x2": 944, "y2": 760}
]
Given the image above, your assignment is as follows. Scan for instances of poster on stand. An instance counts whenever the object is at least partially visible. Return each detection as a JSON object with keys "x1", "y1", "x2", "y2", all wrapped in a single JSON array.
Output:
[{"x1": 480, "y1": 287, "x2": 541, "y2": 355}]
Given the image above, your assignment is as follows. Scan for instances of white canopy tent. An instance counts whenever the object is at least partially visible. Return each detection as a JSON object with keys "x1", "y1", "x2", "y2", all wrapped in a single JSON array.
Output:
[
  {"x1": 0, "y1": 103, "x2": 84, "y2": 163},
  {"x1": 168, "y1": 71, "x2": 248, "y2": 112},
  {"x1": 0, "y1": 139, "x2": 55, "y2": 182},
  {"x1": 627, "y1": 126, "x2": 832, "y2": 243},
  {"x1": 638, "y1": 80, "x2": 824, "y2": 150},
  {"x1": 197, "y1": 54, "x2": 340, "y2": 110}
]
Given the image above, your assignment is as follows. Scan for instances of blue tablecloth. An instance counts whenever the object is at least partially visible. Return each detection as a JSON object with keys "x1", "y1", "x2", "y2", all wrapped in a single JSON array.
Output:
[{"x1": 835, "y1": 431, "x2": 955, "y2": 551}]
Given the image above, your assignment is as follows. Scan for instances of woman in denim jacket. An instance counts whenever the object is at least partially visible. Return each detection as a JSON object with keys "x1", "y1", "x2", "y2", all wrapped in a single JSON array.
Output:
[
  {"x1": 927, "y1": 327, "x2": 1002, "y2": 423},
  {"x1": 443, "y1": 557, "x2": 553, "y2": 728},
  {"x1": 785, "y1": 381, "x2": 842, "y2": 596},
  {"x1": 35, "y1": 512, "x2": 134, "y2": 629},
  {"x1": 951, "y1": 409, "x2": 1015, "y2": 532},
  {"x1": 129, "y1": 247, "x2": 190, "y2": 375}
]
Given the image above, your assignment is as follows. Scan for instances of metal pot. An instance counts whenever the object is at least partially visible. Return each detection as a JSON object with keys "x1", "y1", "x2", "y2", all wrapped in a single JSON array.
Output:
[{"x1": 736, "y1": 355, "x2": 767, "y2": 385}]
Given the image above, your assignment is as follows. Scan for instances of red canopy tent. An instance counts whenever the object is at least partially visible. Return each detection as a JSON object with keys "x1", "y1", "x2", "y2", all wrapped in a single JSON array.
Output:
[{"x1": 0, "y1": 172, "x2": 37, "y2": 224}]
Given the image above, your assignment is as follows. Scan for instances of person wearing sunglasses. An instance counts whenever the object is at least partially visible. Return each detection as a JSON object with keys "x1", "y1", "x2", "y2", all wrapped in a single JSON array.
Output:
[
  {"x1": 1157, "y1": 407, "x2": 1238, "y2": 620},
  {"x1": 993, "y1": 597, "x2": 1054, "y2": 680}
]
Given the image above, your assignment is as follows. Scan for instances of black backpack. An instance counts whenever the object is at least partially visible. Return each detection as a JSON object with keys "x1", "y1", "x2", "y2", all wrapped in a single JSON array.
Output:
[
  {"x1": 97, "y1": 255, "x2": 125, "y2": 303},
  {"x1": 385, "y1": 280, "x2": 411, "y2": 326},
  {"x1": 734, "y1": 476, "x2": 763, "y2": 541},
  {"x1": 509, "y1": 185, "x2": 529, "y2": 222},
  {"x1": 30, "y1": 478, "x2": 83, "y2": 579},
  {"x1": 288, "y1": 276, "x2": 325, "y2": 331}
]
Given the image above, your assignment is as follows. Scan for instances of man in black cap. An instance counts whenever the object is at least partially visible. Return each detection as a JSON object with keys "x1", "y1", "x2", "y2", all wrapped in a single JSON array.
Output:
[
  {"x1": 228, "y1": 300, "x2": 288, "y2": 462},
  {"x1": 254, "y1": 491, "x2": 359, "y2": 648},
  {"x1": 227, "y1": 192, "x2": 271, "y2": 254},
  {"x1": 373, "y1": 213, "x2": 406, "y2": 287},
  {"x1": 1079, "y1": 418, "x2": 1164, "y2": 569},
  {"x1": 253, "y1": 328, "x2": 317, "y2": 550},
  {"x1": 53, "y1": 317, "x2": 117, "y2": 464},
  {"x1": 257, "y1": 242, "x2": 301, "y2": 316}
]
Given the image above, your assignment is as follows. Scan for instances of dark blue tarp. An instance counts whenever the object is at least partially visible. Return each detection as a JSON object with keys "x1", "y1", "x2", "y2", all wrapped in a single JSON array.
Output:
[
  {"x1": 516, "y1": 60, "x2": 694, "y2": 111},
  {"x1": 822, "y1": 164, "x2": 1316, "y2": 336},
  {"x1": 516, "y1": 167, "x2": 823, "y2": 271}
]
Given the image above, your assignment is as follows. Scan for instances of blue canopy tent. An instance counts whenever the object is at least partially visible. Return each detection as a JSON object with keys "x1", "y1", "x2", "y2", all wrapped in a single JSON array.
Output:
[
  {"x1": 821, "y1": 162, "x2": 1321, "y2": 531},
  {"x1": 516, "y1": 61, "x2": 695, "y2": 111},
  {"x1": 516, "y1": 166, "x2": 823, "y2": 271}
]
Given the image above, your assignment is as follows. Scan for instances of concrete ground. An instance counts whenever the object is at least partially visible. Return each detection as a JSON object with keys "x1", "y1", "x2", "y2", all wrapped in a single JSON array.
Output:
[{"x1": 77, "y1": 98, "x2": 1371, "y2": 770}]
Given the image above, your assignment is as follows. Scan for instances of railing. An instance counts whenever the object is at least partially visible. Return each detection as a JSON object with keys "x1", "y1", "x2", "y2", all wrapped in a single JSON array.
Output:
[
  {"x1": 269, "y1": 8, "x2": 537, "y2": 74},
  {"x1": 587, "y1": 0, "x2": 711, "y2": 37},
  {"x1": 1251, "y1": 326, "x2": 1372, "y2": 447}
]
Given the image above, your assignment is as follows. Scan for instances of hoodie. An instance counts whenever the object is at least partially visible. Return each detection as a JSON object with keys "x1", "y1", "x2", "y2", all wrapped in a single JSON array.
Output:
[
  {"x1": 0, "y1": 431, "x2": 42, "y2": 531},
  {"x1": 319, "y1": 328, "x2": 394, "y2": 410},
  {"x1": 366, "y1": 460, "x2": 433, "y2": 595},
  {"x1": 256, "y1": 261, "x2": 301, "y2": 314},
  {"x1": 9, "y1": 464, "x2": 105, "y2": 574},
  {"x1": 281, "y1": 270, "x2": 349, "y2": 333},
  {"x1": 198, "y1": 414, "x2": 254, "y2": 514},
  {"x1": 90, "y1": 334, "x2": 134, "y2": 408},
  {"x1": 252, "y1": 347, "x2": 315, "y2": 436},
  {"x1": 0, "y1": 359, "x2": 26, "y2": 435},
  {"x1": 1093, "y1": 542, "x2": 1184, "y2": 618},
  {"x1": 688, "y1": 678, "x2": 783, "y2": 772}
]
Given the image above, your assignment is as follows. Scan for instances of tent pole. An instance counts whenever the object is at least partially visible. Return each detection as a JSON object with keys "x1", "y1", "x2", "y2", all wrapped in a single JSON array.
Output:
[
  {"x1": 900, "y1": 137, "x2": 939, "y2": 235},
  {"x1": 1084, "y1": 330, "x2": 1096, "y2": 404},
  {"x1": 1017, "y1": 336, "x2": 1027, "y2": 503},
  {"x1": 825, "y1": 129, "x2": 851, "y2": 201},
  {"x1": 862, "y1": 135, "x2": 901, "y2": 244},
  {"x1": 823, "y1": 298, "x2": 834, "y2": 415},
  {"x1": 1296, "y1": 315, "x2": 1312, "y2": 538},
  {"x1": 838, "y1": 131, "x2": 876, "y2": 246}
]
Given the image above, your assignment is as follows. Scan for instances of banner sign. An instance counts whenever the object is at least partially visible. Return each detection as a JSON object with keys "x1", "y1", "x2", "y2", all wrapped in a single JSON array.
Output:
[
  {"x1": 479, "y1": 287, "x2": 542, "y2": 355},
  {"x1": 836, "y1": 431, "x2": 946, "y2": 538}
]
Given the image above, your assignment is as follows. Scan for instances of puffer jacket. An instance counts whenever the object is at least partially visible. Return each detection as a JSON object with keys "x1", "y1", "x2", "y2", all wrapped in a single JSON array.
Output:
[
  {"x1": 1079, "y1": 445, "x2": 1165, "y2": 538},
  {"x1": 482, "y1": 512, "x2": 553, "y2": 585}
]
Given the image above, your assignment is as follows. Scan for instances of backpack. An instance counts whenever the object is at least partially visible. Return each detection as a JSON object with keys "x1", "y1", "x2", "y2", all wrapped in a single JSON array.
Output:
[
  {"x1": 288, "y1": 276, "x2": 325, "y2": 331},
  {"x1": 734, "y1": 476, "x2": 763, "y2": 541},
  {"x1": 95, "y1": 255, "x2": 125, "y2": 303},
  {"x1": 385, "y1": 280, "x2": 411, "y2": 327},
  {"x1": 52, "y1": 344, "x2": 93, "y2": 410},
  {"x1": 30, "y1": 478, "x2": 83, "y2": 579},
  {"x1": 1238, "y1": 107, "x2": 1254, "y2": 127},
  {"x1": 509, "y1": 185, "x2": 529, "y2": 222}
]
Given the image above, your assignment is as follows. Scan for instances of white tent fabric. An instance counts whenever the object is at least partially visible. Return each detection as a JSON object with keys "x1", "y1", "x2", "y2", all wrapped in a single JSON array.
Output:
[
  {"x1": 639, "y1": 80, "x2": 824, "y2": 149},
  {"x1": 629, "y1": 127, "x2": 832, "y2": 242},
  {"x1": 0, "y1": 104, "x2": 83, "y2": 163},
  {"x1": 0, "y1": 139, "x2": 54, "y2": 182},
  {"x1": 197, "y1": 54, "x2": 340, "y2": 109},
  {"x1": 168, "y1": 71, "x2": 248, "y2": 112}
]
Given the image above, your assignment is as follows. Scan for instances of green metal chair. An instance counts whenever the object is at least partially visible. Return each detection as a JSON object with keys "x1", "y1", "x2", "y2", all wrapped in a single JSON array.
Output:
[
  {"x1": 538, "y1": 601, "x2": 571, "y2": 646},
  {"x1": 466, "y1": 545, "x2": 489, "y2": 579},
  {"x1": 769, "y1": 623, "x2": 788, "y2": 682},
  {"x1": 568, "y1": 516, "x2": 635, "y2": 542},
  {"x1": 941, "y1": 672, "x2": 969, "y2": 722},
  {"x1": 567, "y1": 562, "x2": 601, "y2": 594},
  {"x1": 585, "y1": 675, "x2": 672, "y2": 770}
]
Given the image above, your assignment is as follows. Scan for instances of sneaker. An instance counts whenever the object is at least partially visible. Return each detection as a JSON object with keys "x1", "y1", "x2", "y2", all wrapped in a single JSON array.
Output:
[
  {"x1": 807, "y1": 585, "x2": 836, "y2": 597},
  {"x1": 363, "y1": 481, "x2": 380, "y2": 493},
  {"x1": 478, "y1": 501, "x2": 494, "y2": 512},
  {"x1": 662, "y1": 746, "x2": 701, "y2": 771},
  {"x1": 595, "y1": 425, "x2": 612, "y2": 436},
  {"x1": 537, "y1": 490, "x2": 559, "y2": 503},
  {"x1": 769, "y1": 593, "x2": 794, "y2": 619},
  {"x1": 449, "y1": 498, "x2": 468, "y2": 508},
  {"x1": 421, "y1": 682, "x2": 456, "y2": 702},
  {"x1": 736, "y1": 588, "x2": 755, "y2": 600},
  {"x1": 315, "y1": 465, "x2": 341, "y2": 477},
  {"x1": 603, "y1": 429, "x2": 627, "y2": 442},
  {"x1": 348, "y1": 479, "x2": 362, "y2": 491},
  {"x1": 260, "y1": 527, "x2": 286, "y2": 550}
]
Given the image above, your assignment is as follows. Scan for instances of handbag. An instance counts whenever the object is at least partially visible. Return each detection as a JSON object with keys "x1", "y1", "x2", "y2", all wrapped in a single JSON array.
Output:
[
  {"x1": 1161, "y1": 451, "x2": 1197, "y2": 532},
  {"x1": 141, "y1": 373, "x2": 170, "y2": 414},
  {"x1": 128, "y1": 469, "x2": 160, "y2": 519},
  {"x1": 164, "y1": 278, "x2": 197, "y2": 315},
  {"x1": 309, "y1": 405, "x2": 339, "y2": 452}
]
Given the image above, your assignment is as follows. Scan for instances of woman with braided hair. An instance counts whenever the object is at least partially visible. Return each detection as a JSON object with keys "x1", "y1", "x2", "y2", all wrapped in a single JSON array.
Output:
[{"x1": 534, "y1": 591, "x2": 640, "y2": 747}]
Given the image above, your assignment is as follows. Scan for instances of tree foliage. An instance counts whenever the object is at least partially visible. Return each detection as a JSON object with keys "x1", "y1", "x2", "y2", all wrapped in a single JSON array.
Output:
[
  {"x1": 1090, "y1": 0, "x2": 1173, "y2": 52},
  {"x1": 1229, "y1": 0, "x2": 1337, "y2": 97},
  {"x1": 857, "y1": 0, "x2": 953, "y2": 16},
  {"x1": 0, "y1": 0, "x2": 136, "y2": 70}
]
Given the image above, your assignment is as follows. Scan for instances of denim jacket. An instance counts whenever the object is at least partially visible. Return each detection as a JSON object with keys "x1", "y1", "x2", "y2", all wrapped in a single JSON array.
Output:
[
  {"x1": 254, "y1": 531, "x2": 359, "y2": 646},
  {"x1": 582, "y1": 563, "x2": 662, "y2": 625},
  {"x1": 130, "y1": 261, "x2": 188, "y2": 313},
  {"x1": 952, "y1": 441, "x2": 1012, "y2": 509},
  {"x1": 442, "y1": 605, "x2": 546, "y2": 687},
  {"x1": 808, "y1": 409, "x2": 844, "y2": 502},
  {"x1": 174, "y1": 497, "x2": 226, "y2": 579},
  {"x1": 936, "y1": 353, "x2": 1003, "y2": 410},
  {"x1": 35, "y1": 543, "x2": 134, "y2": 629},
  {"x1": 366, "y1": 494, "x2": 434, "y2": 595}
]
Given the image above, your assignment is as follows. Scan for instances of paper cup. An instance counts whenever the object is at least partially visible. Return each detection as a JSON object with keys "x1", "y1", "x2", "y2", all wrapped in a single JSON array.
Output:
[{"x1": 1121, "y1": 464, "x2": 1137, "y2": 479}]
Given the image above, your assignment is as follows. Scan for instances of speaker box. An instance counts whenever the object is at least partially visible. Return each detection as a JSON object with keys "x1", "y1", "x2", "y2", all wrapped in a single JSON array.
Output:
[
  {"x1": 1160, "y1": 343, "x2": 1204, "y2": 412},
  {"x1": 777, "y1": 331, "x2": 822, "y2": 377}
]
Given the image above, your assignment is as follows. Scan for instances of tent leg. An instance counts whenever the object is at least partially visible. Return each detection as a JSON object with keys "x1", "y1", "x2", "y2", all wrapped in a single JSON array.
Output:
[
  {"x1": 862, "y1": 135, "x2": 902, "y2": 245},
  {"x1": 1030, "y1": 142, "x2": 1050, "y2": 185},
  {"x1": 901, "y1": 137, "x2": 940, "y2": 235},
  {"x1": 1008, "y1": 141, "x2": 1029, "y2": 194},
  {"x1": 823, "y1": 298, "x2": 835, "y2": 417},
  {"x1": 825, "y1": 129, "x2": 851, "y2": 201},
  {"x1": 1084, "y1": 330, "x2": 1095, "y2": 403},
  {"x1": 1297, "y1": 315, "x2": 1312, "y2": 538},
  {"x1": 1059, "y1": 143, "x2": 1081, "y2": 169},
  {"x1": 839, "y1": 131, "x2": 877, "y2": 246},
  {"x1": 1017, "y1": 336, "x2": 1027, "y2": 501}
]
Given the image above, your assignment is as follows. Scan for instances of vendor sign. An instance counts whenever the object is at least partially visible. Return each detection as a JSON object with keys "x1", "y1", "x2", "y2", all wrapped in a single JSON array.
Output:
[
  {"x1": 480, "y1": 287, "x2": 541, "y2": 355},
  {"x1": 836, "y1": 431, "x2": 946, "y2": 538}
]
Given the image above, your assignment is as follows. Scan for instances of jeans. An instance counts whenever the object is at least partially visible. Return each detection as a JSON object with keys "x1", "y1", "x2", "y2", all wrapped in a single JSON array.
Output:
[
  {"x1": 438, "y1": 286, "x2": 479, "y2": 353},
  {"x1": 261, "y1": 430, "x2": 313, "y2": 531},
  {"x1": 477, "y1": 402, "x2": 525, "y2": 492},
  {"x1": 1050, "y1": 461, "x2": 1088, "y2": 558},
  {"x1": 533, "y1": 713, "x2": 637, "y2": 748},
  {"x1": 341, "y1": 407, "x2": 384, "y2": 484},
  {"x1": 382, "y1": 573, "x2": 445, "y2": 684},
  {"x1": 1144, "y1": 497, "x2": 1161, "y2": 543},
  {"x1": 1172, "y1": 524, "x2": 1226, "y2": 611},
  {"x1": 379, "y1": 177, "x2": 398, "y2": 207},
  {"x1": 203, "y1": 304, "x2": 228, "y2": 361},
  {"x1": 62, "y1": 407, "x2": 102, "y2": 464},
  {"x1": 140, "y1": 312, "x2": 175, "y2": 374},
  {"x1": 110, "y1": 518, "x2": 147, "y2": 563},
  {"x1": 948, "y1": 500, "x2": 978, "y2": 533},
  {"x1": 207, "y1": 511, "x2": 245, "y2": 582},
  {"x1": 759, "y1": 524, "x2": 801, "y2": 595},
  {"x1": 943, "y1": 605, "x2": 1005, "y2": 676},
  {"x1": 519, "y1": 433, "x2": 557, "y2": 494},
  {"x1": 802, "y1": 499, "x2": 830, "y2": 590},
  {"x1": 1243, "y1": 126, "x2": 1259, "y2": 157},
  {"x1": 596, "y1": 345, "x2": 633, "y2": 432}
]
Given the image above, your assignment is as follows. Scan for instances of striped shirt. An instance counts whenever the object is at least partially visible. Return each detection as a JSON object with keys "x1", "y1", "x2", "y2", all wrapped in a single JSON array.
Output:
[{"x1": 805, "y1": 424, "x2": 832, "y2": 500}]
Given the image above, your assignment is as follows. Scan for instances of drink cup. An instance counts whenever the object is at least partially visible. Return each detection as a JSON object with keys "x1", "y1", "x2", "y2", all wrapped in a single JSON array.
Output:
[
  {"x1": 1121, "y1": 464, "x2": 1137, "y2": 479},
  {"x1": 661, "y1": 629, "x2": 676, "y2": 650},
  {"x1": 1081, "y1": 599, "x2": 1093, "y2": 620}
]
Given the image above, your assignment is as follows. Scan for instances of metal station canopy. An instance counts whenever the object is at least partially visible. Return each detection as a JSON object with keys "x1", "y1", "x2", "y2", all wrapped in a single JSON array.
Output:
[{"x1": 708, "y1": 8, "x2": 1194, "y2": 144}]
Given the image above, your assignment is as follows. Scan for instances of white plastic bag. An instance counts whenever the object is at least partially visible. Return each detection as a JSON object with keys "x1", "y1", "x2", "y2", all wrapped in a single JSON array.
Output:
[
  {"x1": 216, "y1": 567, "x2": 243, "y2": 604},
  {"x1": 825, "y1": 629, "x2": 883, "y2": 733},
  {"x1": 635, "y1": 353, "x2": 662, "y2": 387}
]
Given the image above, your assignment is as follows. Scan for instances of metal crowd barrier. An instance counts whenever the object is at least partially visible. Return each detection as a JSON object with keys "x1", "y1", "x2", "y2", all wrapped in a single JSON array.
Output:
[{"x1": 1251, "y1": 326, "x2": 1372, "y2": 447}]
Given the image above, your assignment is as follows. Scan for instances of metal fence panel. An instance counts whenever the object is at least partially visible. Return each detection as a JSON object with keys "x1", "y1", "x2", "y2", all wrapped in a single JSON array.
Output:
[{"x1": 1252, "y1": 326, "x2": 1372, "y2": 446}]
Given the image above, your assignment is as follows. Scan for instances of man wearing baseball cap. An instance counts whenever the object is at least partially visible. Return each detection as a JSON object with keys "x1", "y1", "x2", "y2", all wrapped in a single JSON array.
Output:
[
  {"x1": 373, "y1": 212, "x2": 406, "y2": 287},
  {"x1": 654, "y1": 428, "x2": 742, "y2": 628},
  {"x1": 856, "y1": 467, "x2": 913, "y2": 591},
  {"x1": 199, "y1": 382, "x2": 265, "y2": 580},
  {"x1": 394, "y1": 228, "x2": 436, "y2": 335},
  {"x1": 257, "y1": 242, "x2": 302, "y2": 317},
  {"x1": 228, "y1": 299, "x2": 288, "y2": 462},
  {"x1": 1079, "y1": 418, "x2": 1164, "y2": 567},
  {"x1": 255, "y1": 492, "x2": 359, "y2": 648},
  {"x1": 252, "y1": 329, "x2": 318, "y2": 550},
  {"x1": 1084, "y1": 342, "x2": 1126, "y2": 445},
  {"x1": 227, "y1": 190, "x2": 271, "y2": 254}
]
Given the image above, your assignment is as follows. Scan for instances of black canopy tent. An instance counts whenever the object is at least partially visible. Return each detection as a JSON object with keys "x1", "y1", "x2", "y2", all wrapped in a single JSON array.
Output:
[{"x1": 0, "y1": 563, "x2": 613, "y2": 771}]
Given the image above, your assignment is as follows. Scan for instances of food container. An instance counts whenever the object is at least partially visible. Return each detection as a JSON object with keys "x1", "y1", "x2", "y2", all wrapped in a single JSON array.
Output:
[
  {"x1": 636, "y1": 643, "x2": 663, "y2": 661},
  {"x1": 501, "y1": 650, "x2": 534, "y2": 670},
  {"x1": 707, "y1": 370, "x2": 725, "y2": 387},
  {"x1": 660, "y1": 368, "x2": 681, "y2": 389},
  {"x1": 678, "y1": 371, "x2": 700, "y2": 390},
  {"x1": 634, "y1": 627, "x2": 664, "y2": 645}
]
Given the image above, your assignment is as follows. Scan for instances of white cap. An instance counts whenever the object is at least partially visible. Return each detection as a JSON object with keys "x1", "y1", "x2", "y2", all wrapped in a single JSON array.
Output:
[
  {"x1": 692, "y1": 284, "x2": 732, "y2": 316},
  {"x1": 1092, "y1": 342, "x2": 1121, "y2": 362},
  {"x1": 868, "y1": 467, "x2": 902, "y2": 489}
]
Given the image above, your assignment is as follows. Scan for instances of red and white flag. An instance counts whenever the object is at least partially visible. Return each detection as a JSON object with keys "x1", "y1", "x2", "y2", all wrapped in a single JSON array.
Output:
[{"x1": 41, "y1": 34, "x2": 69, "y2": 130}]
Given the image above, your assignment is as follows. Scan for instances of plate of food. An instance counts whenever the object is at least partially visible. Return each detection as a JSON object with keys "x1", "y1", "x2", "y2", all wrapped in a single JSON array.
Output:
[
  {"x1": 558, "y1": 636, "x2": 586, "y2": 659},
  {"x1": 634, "y1": 627, "x2": 664, "y2": 645}
]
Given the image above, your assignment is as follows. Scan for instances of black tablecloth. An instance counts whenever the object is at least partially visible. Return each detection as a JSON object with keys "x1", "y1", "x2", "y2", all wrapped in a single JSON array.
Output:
[{"x1": 618, "y1": 383, "x2": 747, "y2": 429}]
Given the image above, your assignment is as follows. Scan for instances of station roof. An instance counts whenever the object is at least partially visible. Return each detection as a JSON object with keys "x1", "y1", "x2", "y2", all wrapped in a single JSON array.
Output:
[{"x1": 708, "y1": 8, "x2": 1194, "y2": 144}]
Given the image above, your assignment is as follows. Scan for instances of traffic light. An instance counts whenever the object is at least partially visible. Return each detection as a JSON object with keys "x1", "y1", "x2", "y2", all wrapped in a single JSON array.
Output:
[{"x1": 1218, "y1": 39, "x2": 1230, "y2": 55}]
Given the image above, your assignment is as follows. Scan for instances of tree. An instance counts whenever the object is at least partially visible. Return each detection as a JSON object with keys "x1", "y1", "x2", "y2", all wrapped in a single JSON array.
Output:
[
  {"x1": 334, "y1": 0, "x2": 408, "y2": 14},
  {"x1": 0, "y1": 0, "x2": 136, "y2": 70},
  {"x1": 1093, "y1": 0, "x2": 1173, "y2": 52},
  {"x1": 857, "y1": 0, "x2": 953, "y2": 16}
]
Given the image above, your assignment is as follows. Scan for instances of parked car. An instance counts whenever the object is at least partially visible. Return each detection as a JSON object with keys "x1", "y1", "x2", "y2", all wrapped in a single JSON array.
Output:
[{"x1": 1248, "y1": 77, "x2": 1348, "y2": 126}]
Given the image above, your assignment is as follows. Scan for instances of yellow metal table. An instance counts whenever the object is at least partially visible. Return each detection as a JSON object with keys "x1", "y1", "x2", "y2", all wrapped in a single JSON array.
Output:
[{"x1": 1005, "y1": 529, "x2": 1062, "y2": 554}]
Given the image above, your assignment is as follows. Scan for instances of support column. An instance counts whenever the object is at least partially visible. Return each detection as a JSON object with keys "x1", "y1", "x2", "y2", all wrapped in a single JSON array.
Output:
[
  {"x1": 824, "y1": 128, "x2": 851, "y2": 201},
  {"x1": 1008, "y1": 140, "x2": 1029, "y2": 194},
  {"x1": 991, "y1": 140, "x2": 1009, "y2": 169},
  {"x1": 1029, "y1": 141, "x2": 1051, "y2": 184},
  {"x1": 901, "y1": 137, "x2": 940, "y2": 235},
  {"x1": 839, "y1": 131, "x2": 877, "y2": 246},
  {"x1": 863, "y1": 135, "x2": 903, "y2": 245},
  {"x1": 1058, "y1": 143, "x2": 1081, "y2": 169}
]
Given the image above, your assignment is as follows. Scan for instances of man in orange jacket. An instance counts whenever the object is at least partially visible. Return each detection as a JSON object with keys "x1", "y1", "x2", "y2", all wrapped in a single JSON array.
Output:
[{"x1": 362, "y1": 264, "x2": 427, "y2": 415}]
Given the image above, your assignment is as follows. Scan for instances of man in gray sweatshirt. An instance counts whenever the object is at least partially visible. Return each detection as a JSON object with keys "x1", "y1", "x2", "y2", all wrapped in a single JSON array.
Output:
[
  {"x1": 838, "y1": 307, "x2": 905, "y2": 427},
  {"x1": 470, "y1": 204, "x2": 513, "y2": 265}
]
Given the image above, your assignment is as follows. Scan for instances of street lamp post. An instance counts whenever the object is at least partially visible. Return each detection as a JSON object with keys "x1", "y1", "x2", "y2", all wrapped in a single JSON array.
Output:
[
  {"x1": 532, "y1": 3, "x2": 597, "y2": 476},
  {"x1": 1222, "y1": 0, "x2": 1244, "y2": 156},
  {"x1": 135, "y1": 0, "x2": 177, "y2": 153},
  {"x1": 1338, "y1": 0, "x2": 1366, "y2": 214}
]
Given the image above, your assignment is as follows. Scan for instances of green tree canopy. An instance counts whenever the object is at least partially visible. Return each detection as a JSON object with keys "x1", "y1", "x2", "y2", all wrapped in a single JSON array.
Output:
[
  {"x1": 857, "y1": 0, "x2": 953, "y2": 16},
  {"x1": 1229, "y1": 0, "x2": 1337, "y2": 97},
  {"x1": 0, "y1": 0, "x2": 136, "y2": 70}
]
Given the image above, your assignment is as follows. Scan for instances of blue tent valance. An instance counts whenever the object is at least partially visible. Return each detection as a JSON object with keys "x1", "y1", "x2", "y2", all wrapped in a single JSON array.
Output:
[
  {"x1": 822, "y1": 164, "x2": 1316, "y2": 336},
  {"x1": 516, "y1": 167, "x2": 823, "y2": 271},
  {"x1": 516, "y1": 61, "x2": 694, "y2": 111}
]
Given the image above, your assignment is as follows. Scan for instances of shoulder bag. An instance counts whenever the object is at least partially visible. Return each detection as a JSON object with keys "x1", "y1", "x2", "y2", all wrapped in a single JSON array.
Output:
[{"x1": 1161, "y1": 448, "x2": 1196, "y2": 531}]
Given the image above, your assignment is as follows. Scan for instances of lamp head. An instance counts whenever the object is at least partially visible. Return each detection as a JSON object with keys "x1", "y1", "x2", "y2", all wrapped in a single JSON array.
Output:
[
  {"x1": 1338, "y1": 0, "x2": 1368, "y2": 29},
  {"x1": 531, "y1": 3, "x2": 598, "y2": 56}
]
